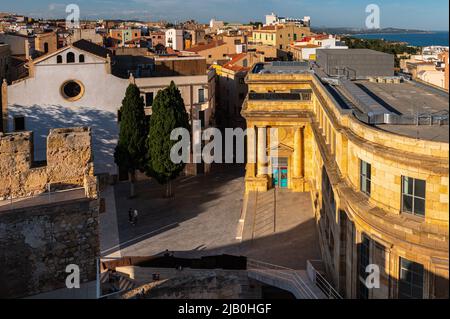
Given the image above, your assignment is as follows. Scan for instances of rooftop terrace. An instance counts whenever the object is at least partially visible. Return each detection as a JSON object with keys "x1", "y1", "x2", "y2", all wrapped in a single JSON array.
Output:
[
  {"x1": 252, "y1": 61, "x2": 311, "y2": 74},
  {"x1": 354, "y1": 80, "x2": 449, "y2": 142},
  {"x1": 247, "y1": 61, "x2": 449, "y2": 143}
]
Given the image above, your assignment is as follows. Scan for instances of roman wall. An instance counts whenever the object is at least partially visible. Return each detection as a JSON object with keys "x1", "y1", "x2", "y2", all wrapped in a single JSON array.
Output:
[
  {"x1": 0, "y1": 127, "x2": 96, "y2": 200},
  {"x1": 0, "y1": 127, "x2": 99, "y2": 298},
  {"x1": 0, "y1": 198, "x2": 99, "y2": 298}
]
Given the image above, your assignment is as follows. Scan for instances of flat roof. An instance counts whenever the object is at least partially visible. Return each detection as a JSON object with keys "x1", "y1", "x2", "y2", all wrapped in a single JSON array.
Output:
[
  {"x1": 354, "y1": 81, "x2": 448, "y2": 115},
  {"x1": 317, "y1": 48, "x2": 393, "y2": 56},
  {"x1": 248, "y1": 64, "x2": 449, "y2": 142},
  {"x1": 354, "y1": 80, "x2": 449, "y2": 142},
  {"x1": 252, "y1": 61, "x2": 311, "y2": 74}
]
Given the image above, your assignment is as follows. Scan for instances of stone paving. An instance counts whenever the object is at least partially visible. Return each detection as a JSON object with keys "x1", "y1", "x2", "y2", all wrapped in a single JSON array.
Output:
[
  {"x1": 238, "y1": 189, "x2": 321, "y2": 269},
  {"x1": 100, "y1": 165, "x2": 245, "y2": 258},
  {"x1": 99, "y1": 165, "x2": 321, "y2": 270}
]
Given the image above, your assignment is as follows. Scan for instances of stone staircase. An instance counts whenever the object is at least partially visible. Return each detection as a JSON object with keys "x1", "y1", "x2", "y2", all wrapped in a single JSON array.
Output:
[
  {"x1": 242, "y1": 190, "x2": 277, "y2": 241},
  {"x1": 247, "y1": 259, "x2": 327, "y2": 299},
  {"x1": 100, "y1": 270, "x2": 139, "y2": 297},
  {"x1": 111, "y1": 266, "x2": 262, "y2": 299}
]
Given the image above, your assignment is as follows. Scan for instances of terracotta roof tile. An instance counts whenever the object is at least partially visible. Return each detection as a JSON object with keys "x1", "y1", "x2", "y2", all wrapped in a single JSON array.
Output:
[{"x1": 185, "y1": 40, "x2": 225, "y2": 53}]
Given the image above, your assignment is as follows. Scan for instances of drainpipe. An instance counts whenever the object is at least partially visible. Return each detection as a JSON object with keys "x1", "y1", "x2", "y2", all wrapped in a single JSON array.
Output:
[{"x1": 96, "y1": 257, "x2": 101, "y2": 299}]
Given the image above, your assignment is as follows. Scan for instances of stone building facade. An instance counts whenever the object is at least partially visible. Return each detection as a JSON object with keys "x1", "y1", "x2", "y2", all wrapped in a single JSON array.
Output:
[
  {"x1": 4, "y1": 40, "x2": 216, "y2": 176},
  {"x1": 0, "y1": 127, "x2": 99, "y2": 298},
  {"x1": 242, "y1": 64, "x2": 449, "y2": 299},
  {"x1": 34, "y1": 31, "x2": 58, "y2": 55},
  {"x1": 0, "y1": 43, "x2": 10, "y2": 82}
]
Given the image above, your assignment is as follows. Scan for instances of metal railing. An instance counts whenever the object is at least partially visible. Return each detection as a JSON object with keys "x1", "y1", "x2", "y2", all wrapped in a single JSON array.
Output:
[
  {"x1": 98, "y1": 270, "x2": 139, "y2": 299},
  {"x1": 247, "y1": 259, "x2": 319, "y2": 299},
  {"x1": 307, "y1": 260, "x2": 343, "y2": 299}
]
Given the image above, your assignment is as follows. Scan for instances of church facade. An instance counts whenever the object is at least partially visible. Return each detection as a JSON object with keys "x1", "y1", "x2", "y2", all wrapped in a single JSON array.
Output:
[{"x1": 4, "y1": 40, "x2": 215, "y2": 175}]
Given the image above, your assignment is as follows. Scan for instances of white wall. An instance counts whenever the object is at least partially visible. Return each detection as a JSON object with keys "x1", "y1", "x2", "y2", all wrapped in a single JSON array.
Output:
[
  {"x1": 265, "y1": 14, "x2": 278, "y2": 26},
  {"x1": 418, "y1": 70, "x2": 446, "y2": 88},
  {"x1": 7, "y1": 47, "x2": 129, "y2": 174},
  {"x1": 7, "y1": 47, "x2": 215, "y2": 175},
  {"x1": 165, "y1": 29, "x2": 184, "y2": 51}
]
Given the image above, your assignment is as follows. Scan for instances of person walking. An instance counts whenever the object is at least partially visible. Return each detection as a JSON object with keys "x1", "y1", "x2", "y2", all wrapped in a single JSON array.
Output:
[
  {"x1": 128, "y1": 208, "x2": 133, "y2": 224},
  {"x1": 132, "y1": 209, "x2": 138, "y2": 226}
]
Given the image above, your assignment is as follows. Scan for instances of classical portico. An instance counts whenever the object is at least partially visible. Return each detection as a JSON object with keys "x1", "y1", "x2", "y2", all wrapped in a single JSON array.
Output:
[{"x1": 245, "y1": 123, "x2": 308, "y2": 193}]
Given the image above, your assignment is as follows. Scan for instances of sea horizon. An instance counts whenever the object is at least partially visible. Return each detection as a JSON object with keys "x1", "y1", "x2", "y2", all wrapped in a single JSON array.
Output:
[{"x1": 353, "y1": 31, "x2": 449, "y2": 47}]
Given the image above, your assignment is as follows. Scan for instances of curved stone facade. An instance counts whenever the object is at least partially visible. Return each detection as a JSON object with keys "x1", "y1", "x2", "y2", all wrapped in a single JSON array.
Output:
[{"x1": 242, "y1": 71, "x2": 448, "y2": 299}]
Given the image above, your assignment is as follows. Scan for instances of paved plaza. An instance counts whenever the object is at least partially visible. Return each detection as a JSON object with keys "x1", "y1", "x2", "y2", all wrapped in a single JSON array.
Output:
[{"x1": 100, "y1": 165, "x2": 321, "y2": 270}]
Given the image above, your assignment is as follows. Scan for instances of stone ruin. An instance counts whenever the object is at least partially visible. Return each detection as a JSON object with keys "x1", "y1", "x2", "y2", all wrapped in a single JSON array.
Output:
[{"x1": 0, "y1": 127, "x2": 98, "y2": 201}]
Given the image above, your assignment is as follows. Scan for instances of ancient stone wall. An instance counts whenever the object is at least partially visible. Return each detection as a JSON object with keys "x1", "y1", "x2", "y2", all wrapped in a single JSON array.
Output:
[
  {"x1": 0, "y1": 127, "x2": 96, "y2": 200},
  {"x1": 0, "y1": 126, "x2": 99, "y2": 299},
  {"x1": 120, "y1": 270, "x2": 262, "y2": 299},
  {"x1": 0, "y1": 198, "x2": 99, "y2": 298}
]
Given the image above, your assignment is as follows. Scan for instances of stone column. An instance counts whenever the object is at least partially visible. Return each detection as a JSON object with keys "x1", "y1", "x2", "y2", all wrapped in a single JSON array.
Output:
[
  {"x1": 293, "y1": 127, "x2": 304, "y2": 178},
  {"x1": 299, "y1": 127, "x2": 304, "y2": 177},
  {"x1": 293, "y1": 127, "x2": 300, "y2": 178},
  {"x1": 257, "y1": 126, "x2": 267, "y2": 177},
  {"x1": 247, "y1": 126, "x2": 256, "y2": 177}
]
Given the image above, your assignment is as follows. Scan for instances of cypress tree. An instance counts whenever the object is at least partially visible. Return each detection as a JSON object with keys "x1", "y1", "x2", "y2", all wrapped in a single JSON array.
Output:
[
  {"x1": 114, "y1": 84, "x2": 147, "y2": 197},
  {"x1": 146, "y1": 81, "x2": 190, "y2": 197}
]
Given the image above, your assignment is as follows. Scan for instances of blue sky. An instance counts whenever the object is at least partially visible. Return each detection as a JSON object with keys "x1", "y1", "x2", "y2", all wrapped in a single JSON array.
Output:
[{"x1": 1, "y1": 0, "x2": 449, "y2": 30}]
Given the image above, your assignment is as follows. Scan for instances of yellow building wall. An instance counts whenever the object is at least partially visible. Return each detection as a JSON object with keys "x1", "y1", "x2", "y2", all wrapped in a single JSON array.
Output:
[
  {"x1": 242, "y1": 71, "x2": 449, "y2": 298},
  {"x1": 252, "y1": 31, "x2": 276, "y2": 46}
]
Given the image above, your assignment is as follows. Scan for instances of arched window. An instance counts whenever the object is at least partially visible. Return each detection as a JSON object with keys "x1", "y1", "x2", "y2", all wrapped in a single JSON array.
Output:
[
  {"x1": 44, "y1": 42, "x2": 49, "y2": 54},
  {"x1": 67, "y1": 52, "x2": 75, "y2": 63},
  {"x1": 79, "y1": 54, "x2": 85, "y2": 63},
  {"x1": 56, "y1": 55, "x2": 63, "y2": 64}
]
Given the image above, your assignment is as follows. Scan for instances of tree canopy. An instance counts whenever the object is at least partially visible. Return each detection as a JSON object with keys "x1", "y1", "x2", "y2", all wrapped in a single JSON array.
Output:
[
  {"x1": 146, "y1": 81, "x2": 190, "y2": 187},
  {"x1": 114, "y1": 84, "x2": 147, "y2": 174}
]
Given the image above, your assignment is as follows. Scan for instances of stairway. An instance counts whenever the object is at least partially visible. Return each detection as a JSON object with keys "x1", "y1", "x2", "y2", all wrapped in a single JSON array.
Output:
[
  {"x1": 244, "y1": 190, "x2": 277, "y2": 240},
  {"x1": 100, "y1": 270, "x2": 139, "y2": 297},
  {"x1": 247, "y1": 259, "x2": 326, "y2": 299}
]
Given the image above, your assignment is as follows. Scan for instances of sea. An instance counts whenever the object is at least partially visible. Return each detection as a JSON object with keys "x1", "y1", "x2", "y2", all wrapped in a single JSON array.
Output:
[{"x1": 353, "y1": 31, "x2": 449, "y2": 47}]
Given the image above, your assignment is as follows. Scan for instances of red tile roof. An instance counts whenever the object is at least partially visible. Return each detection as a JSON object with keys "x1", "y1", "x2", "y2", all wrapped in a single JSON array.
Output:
[
  {"x1": 259, "y1": 26, "x2": 277, "y2": 31},
  {"x1": 222, "y1": 64, "x2": 250, "y2": 72},
  {"x1": 222, "y1": 53, "x2": 250, "y2": 72},
  {"x1": 300, "y1": 34, "x2": 330, "y2": 42},
  {"x1": 184, "y1": 40, "x2": 225, "y2": 53}
]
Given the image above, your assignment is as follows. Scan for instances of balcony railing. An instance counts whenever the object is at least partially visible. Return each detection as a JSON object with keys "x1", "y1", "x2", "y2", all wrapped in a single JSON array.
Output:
[
  {"x1": 307, "y1": 260, "x2": 343, "y2": 299},
  {"x1": 248, "y1": 92, "x2": 312, "y2": 101},
  {"x1": 247, "y1": 259, "x2": 322, "y2": 299}
]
